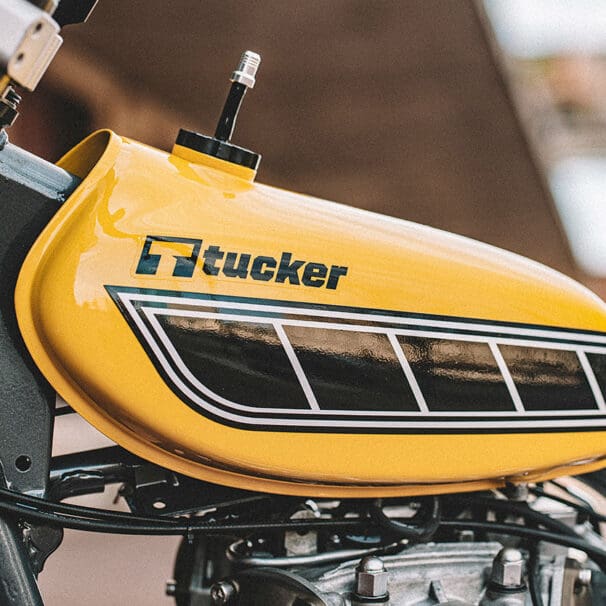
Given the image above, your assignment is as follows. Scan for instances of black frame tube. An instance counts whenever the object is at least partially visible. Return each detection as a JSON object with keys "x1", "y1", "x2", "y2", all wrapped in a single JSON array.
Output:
[
  {"x1": 0, "y1": 138, "x2": 81, "y2": 606},
  {"x1": 0, "y1": 514, "x2": 44, "y2": 606}
]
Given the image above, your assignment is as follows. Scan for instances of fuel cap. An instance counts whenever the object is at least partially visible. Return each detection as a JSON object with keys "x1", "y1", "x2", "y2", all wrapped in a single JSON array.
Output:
[{"x1": 175, "y1": 50, "x2": 261, "y2": 171}]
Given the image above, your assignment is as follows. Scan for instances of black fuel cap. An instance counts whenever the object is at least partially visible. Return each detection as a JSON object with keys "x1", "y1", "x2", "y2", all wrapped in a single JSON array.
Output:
[{"x1": 175, "y1": 51, "x2": 261, "y2": 171}]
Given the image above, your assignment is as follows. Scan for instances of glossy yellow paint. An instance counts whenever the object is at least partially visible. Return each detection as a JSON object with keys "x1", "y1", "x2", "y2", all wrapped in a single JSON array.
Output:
[
  {"x1": 15, "y1": 129, "x2": 606, "y2": 497},
  {"x1": 171, "y1": 143, "x2": 257, "y2": 181},
  {"x1": 0, "y1": 75, "x2": 11, "y2": 97}
]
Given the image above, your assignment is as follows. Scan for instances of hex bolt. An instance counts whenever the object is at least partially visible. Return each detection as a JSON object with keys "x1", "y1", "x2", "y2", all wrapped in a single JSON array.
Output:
[
  {"x1": 490, "y1": 548, "x2": 524, "y2": 587},
  {"x1": 355, "y1": 556, "x2": 389, "y2": 599},
  {"x1": 210, "y1": 580, "x2": 237, "y2": 605}
]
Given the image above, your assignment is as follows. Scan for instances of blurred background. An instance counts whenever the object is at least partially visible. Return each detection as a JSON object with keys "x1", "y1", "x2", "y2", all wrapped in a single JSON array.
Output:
[{"x1": 7, "y1": 0, "x2": 606, "y2": 603}]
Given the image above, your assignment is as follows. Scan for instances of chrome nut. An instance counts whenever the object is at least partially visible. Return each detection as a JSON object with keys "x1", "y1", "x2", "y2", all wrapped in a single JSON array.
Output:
[
  {"x1": 491, "y1": 548, "x2": 524, "y2": 587},
  {"x1": 355, "y1": 556, "x2": 389, "y2": 598}
]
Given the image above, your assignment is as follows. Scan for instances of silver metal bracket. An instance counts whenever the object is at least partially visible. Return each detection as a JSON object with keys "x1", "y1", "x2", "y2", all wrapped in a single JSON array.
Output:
[{"x1": 0, "y1": 0, "x2": 62, "y2": 91}]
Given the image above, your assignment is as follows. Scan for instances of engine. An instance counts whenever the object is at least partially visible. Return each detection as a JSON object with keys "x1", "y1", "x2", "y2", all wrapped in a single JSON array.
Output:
[{"x1": 166, "y1": 478, "x2": 606, "y2": 606}]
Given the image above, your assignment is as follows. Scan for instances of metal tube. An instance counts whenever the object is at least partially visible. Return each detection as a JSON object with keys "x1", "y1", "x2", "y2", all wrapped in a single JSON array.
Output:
[{"x1": 226, "y1": 539, "x2": 402, "y2": 568}]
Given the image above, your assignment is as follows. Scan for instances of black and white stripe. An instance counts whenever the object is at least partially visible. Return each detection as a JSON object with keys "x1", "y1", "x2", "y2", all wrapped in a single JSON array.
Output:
[{"x1": 107, "y1": 286, "x2": 606, "y2": 433}]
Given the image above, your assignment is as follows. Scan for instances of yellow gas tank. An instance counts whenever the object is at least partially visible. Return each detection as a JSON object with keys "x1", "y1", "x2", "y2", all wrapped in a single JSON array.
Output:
[{"x1": 15, "y1": 129, "x2": 606, "y2": 497}]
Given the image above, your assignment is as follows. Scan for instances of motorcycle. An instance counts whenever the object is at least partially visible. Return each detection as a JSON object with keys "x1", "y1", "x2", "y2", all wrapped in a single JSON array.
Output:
[{"x1": 2, "y1": 1, "x2": 606, "y2": 604}]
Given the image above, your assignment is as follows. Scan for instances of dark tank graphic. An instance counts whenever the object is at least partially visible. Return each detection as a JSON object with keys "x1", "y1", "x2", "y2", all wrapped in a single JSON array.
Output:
[{"x1": 108, "y1": 286, "x2": 606, "y2": 433}]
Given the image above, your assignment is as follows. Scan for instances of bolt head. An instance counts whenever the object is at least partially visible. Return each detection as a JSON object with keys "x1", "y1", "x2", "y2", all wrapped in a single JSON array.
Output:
[
  {"x1": 577, "y1": 569, "x2": 592, "y2": 586},
  {"x1": 210, "y1": 580, "x2": 236, "y2": 605},
  {"x1": 491, "y1": 548, "x2": 524, "y2": 587},
  {"x1": 356, "y1": 556, "x2": 389, "y2": 598},
  {"x1": 165, "y1": 580, "x2": 176, "y2": 597},
  {"x1": 358, "y1": 556, "x2": 385, "y2": 573}
]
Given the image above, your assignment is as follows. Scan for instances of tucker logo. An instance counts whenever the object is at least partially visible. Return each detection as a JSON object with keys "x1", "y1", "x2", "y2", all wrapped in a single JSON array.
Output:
[{"x1": 135, "y1": 235, "x2": 348, "y2": 290}]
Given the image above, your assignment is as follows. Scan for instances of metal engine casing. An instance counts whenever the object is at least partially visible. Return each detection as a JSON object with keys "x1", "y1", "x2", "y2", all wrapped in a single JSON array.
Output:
[
  {"x1": 311, "y1": 542, "x2": 501, "y2": 604},
  {"x1": 222, "y1": 542, "x2": 593, "y2": 605},
  {"x1": 14, "y1": 129, "x2": 606, "y2": 496}
]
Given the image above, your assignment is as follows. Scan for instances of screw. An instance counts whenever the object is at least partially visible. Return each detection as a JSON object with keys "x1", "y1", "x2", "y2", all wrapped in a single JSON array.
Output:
[
  {"x1": 165, "y1": 580, "x2": 176, "y2": 596},
  {"x1": 210, "y1": 580, "x2": 237, "y2": 605}
]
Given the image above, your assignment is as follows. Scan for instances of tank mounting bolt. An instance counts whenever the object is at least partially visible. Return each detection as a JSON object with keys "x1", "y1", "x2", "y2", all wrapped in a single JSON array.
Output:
[{"x1": 355, "y1": 556, "x2": 389, "y2": 599}]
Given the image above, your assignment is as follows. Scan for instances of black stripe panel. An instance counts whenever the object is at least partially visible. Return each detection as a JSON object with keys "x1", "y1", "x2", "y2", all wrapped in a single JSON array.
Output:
[
  {"x1": 499, "y1": 346, "x2": 597, "y2": 411},
  {"x1": 157, "y1": 315, "x2": 309, "y2": 409},
  {"x1": 587, "y1": 353, "x2": 606, "y2": 403},
  {"x1": 285, "y1": 327, "x2": 419, "y2": 411},
  {"x1": 397, "y1": 337, "x2": 515, "y2": 412}
]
